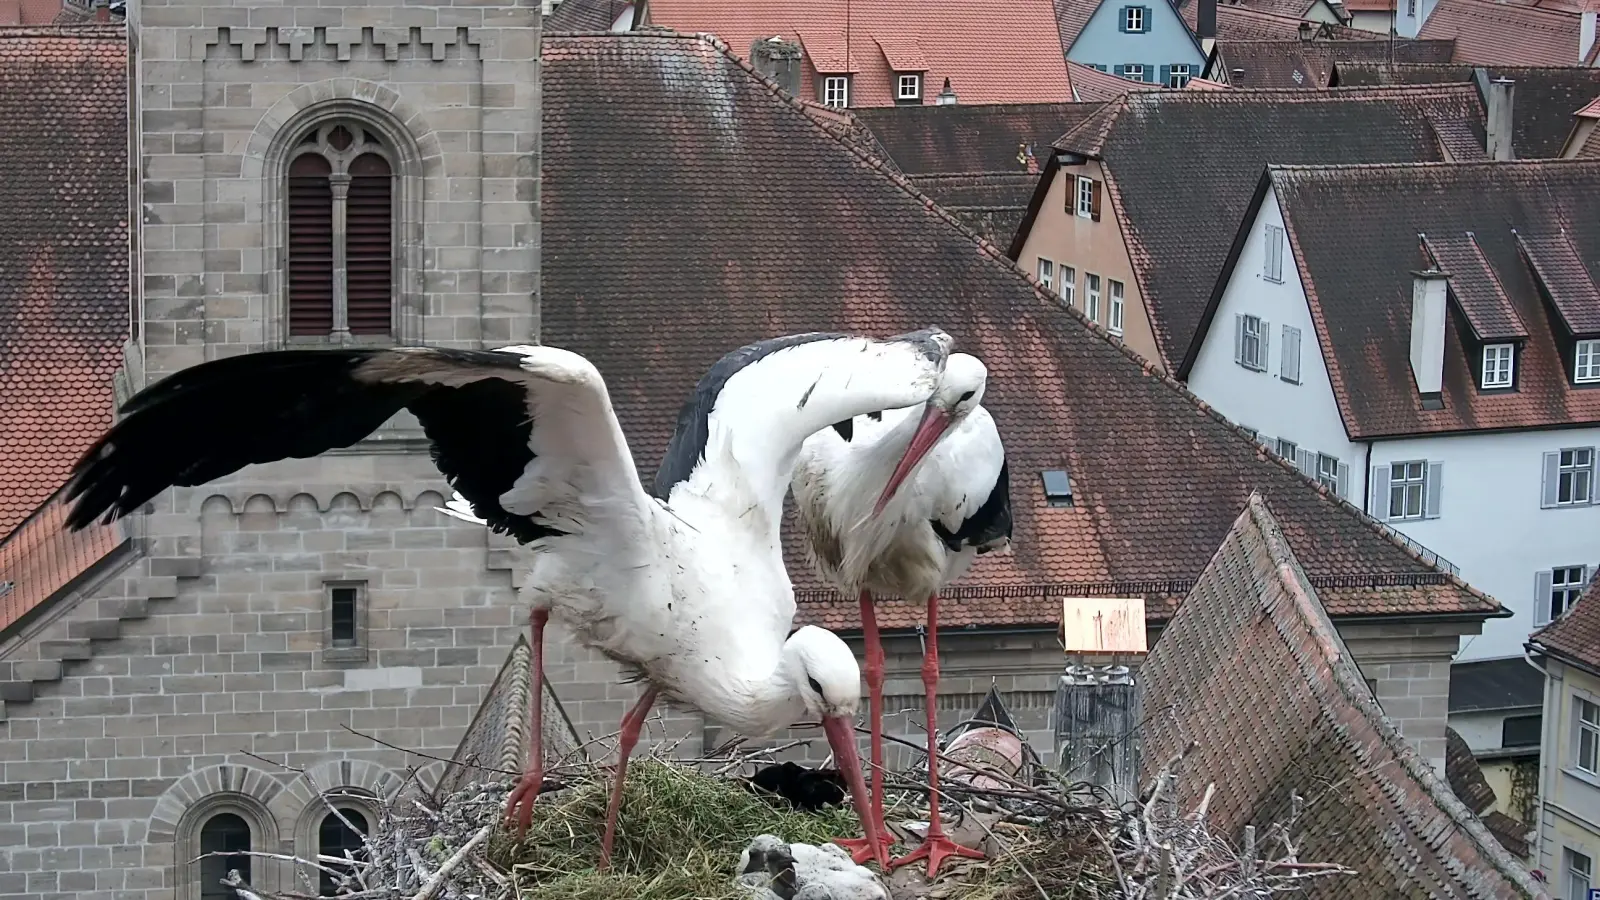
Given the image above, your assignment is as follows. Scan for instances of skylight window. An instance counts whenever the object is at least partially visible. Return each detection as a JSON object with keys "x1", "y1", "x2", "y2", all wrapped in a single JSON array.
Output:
[{"x1": 1042, "y1": 469, "x2": 1074, "y2": 507}]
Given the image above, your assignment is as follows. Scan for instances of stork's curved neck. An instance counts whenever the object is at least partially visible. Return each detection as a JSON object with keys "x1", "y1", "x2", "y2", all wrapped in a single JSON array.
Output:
[{"x1": 655, "y1": 334, "x2": 946, "y2": 538}]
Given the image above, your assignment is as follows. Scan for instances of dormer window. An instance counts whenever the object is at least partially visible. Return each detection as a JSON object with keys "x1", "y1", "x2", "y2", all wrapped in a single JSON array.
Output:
[
  {"x1": 821, "y1": 75, "x2": 850, "y2": 108},
  {"x1": 896, "y1": 73, "x2": 921, "y2": 101},
  {"x1": 1481, "y1": 343, "x2": 1514, "y2": 389},
  {"x1": 1042, "y1": 469, "x2": 1074, "y2": 507},
  {"x1": 1577, "y1": 340, "x2": 1600, "y2": 383}
]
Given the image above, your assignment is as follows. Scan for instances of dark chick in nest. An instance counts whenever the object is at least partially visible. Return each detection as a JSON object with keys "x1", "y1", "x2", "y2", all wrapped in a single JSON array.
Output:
[{"x1": 748, "y1": 761, "x2": 849, "y2": 812}]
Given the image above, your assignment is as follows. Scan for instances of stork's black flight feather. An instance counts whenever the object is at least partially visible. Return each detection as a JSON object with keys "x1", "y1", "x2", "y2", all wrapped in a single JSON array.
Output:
[
  {"x1": 930, "y1": 457, "x2": 1012, "y2": 554},
  {"x1": 62, "y1": 347, "x2": 562, "y2": 544}
]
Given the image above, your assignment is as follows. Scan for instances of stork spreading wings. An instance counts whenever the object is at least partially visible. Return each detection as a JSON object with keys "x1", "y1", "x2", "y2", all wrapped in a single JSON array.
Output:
[{"x1": 62, "y1": 330, "x2": 958, "y2": 870}]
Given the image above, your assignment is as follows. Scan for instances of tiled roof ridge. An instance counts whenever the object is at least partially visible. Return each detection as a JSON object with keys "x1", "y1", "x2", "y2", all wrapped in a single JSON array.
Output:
[
  {"x1": 1269, "y1": 157, "x2": 1600, "y2": 174},
  {"x1": 0, "y1": 24, "x2": 124, "y2": 37},
  {"x1": 1241, "y1": 494, "x2": 1552, "y2": 898},
  {"x1": 1138, "y1": 81, "x2": 1480, "y2": 99},
  {"x1": 545, "y1": 29, "x2": 1499, "y2": 610},
  {"x1": 1432, "y1": 0, "x2": 1584, "y2": 23},
  {"x1": 1050, "y1": 94, "x2": 1128, "y2": 154}
]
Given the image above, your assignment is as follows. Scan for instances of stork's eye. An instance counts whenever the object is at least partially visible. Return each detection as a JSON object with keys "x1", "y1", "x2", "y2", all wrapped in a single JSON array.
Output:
[
  {"x1": 807, "y1": 675, "x2": 825, "y2": 696},
  {"x1": 959, "y1": 390, "x2": 975, "y2": 402}
]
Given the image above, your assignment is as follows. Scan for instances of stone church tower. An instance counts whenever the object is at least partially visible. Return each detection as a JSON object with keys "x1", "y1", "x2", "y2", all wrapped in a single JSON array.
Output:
[{"x1": 0, "y1": 1, "x2": 539, "y2": 898}]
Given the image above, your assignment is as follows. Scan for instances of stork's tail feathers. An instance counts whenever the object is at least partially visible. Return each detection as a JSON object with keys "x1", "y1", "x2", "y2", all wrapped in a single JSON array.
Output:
[{"x1": 436, "y1": 492, "x2": 488, "y2": 525}]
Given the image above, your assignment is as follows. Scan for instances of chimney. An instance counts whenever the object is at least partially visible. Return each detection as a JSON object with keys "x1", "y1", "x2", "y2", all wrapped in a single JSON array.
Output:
[
  {"x1": 1198, "y1": 0, "x2": 1217, "y2": 42},
  {"x1": 1485, "y1": 77, "x2": 1515, "y2": 160},
  {"x1": 1409, "y1": 268, "x2": 1449, "y2": 407},
  {"x1": 935, "y1": 77, "x2": 957, "y2": 105},
  {"x1": 1582, "y1": 9, "x2": 1596, "y2": 63},
  {"x1": 1054, "y1": 597, "x2": 1147, "y2": 805}
]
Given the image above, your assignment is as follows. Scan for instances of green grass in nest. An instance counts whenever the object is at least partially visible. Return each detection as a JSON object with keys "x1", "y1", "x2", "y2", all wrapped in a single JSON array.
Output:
[{"x1": 488, "y1": 759, "x2": 863, "y2": 900}]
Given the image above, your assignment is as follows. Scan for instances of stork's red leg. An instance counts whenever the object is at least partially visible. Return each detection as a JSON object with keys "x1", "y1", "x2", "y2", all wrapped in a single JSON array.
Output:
[
  {"x1": 834, "y1": 590, "x2": 892, "y2": 868},
  {"x1": 503, "y1": 607, "x2": 549, "y2": 838},
  {"x1": 598, "y1": 685, "x2": 659, "y2": 871},
  {"x1": 890, "y1": 593, "x2": 983, "y2": 879}
]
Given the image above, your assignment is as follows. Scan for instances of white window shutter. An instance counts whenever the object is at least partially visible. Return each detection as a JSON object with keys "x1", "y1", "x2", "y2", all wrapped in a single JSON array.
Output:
[
  {"x1": 1590, "y1": 447, "x2": 1598, "y2": 506},
  {"x1": 1234, "y1": 314, "x2": 1244, "y2": 365},
  {"x1": 1541, "y1": 451, "x2": 1560, "y2": 508},
  {"x1": 1369, "y1": 466, "x2": 1391, "y2": 519},
  {"x1": 1295, "y1": 448, "x2": 1315, "y2": 477},
  {"x1": 1336, "y1": 462, "x2": 1350, "y2": 499},
  {"x1": 1261, "y1": 320, "x2": 1271, "y2": 370},
  {"x1": 1425, "y1": 461, "x2": 1443, "y2": 519},
  {"x1": 1534, "y1": 570, "x2": 1554, "y2": 625},
  {"x1": 1281, "y1": 325, "x2": 1301, "y2": 384}
]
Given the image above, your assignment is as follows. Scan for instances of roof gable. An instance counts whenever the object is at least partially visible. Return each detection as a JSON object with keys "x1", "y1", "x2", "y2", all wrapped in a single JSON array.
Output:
[
  {"x1": 1269, "y1": 160, "x2": 1600, "y2": 438},
  {"x1": 0, "y1": 25, "x2": 128, "y2": 539},
  {"x1": 1061, "y1": 0, "x2": 1204, "y2": 65},
  {"x1": 541, "y1": 31, "x2": 1502, "y2": 631},
  {"x1": 1141, "y1": 494, "x2": 1548, "y2": 899},
  {"x1": 1050, "y1": 86, "x2": 1485, "y2": 370}
]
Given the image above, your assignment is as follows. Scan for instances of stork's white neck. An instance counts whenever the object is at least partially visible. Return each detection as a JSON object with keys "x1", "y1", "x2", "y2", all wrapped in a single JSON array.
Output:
[{"x1": 663, "y1": 335, "x2": 945, "y2": 543}]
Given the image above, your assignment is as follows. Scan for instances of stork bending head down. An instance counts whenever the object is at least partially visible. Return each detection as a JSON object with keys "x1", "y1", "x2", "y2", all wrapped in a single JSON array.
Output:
[
  {"x1": 790, "y1": 351, "x2": 1012, "y2": 875},
  {"x1": 61, "y1": 328, "x2": 958, "y2": 871}
]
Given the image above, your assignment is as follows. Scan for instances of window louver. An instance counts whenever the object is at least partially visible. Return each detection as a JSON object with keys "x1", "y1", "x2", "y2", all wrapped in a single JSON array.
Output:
[
  {"x1": 346, "y1": 153, "x2": 393, "y2": 335},
  {"x1": 287, "y1": 153, "x2": 334, "y2": 336}
]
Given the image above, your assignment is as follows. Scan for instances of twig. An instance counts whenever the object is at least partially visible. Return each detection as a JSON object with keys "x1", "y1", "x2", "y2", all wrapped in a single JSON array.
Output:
[{"x1": 410, "y1": 825, "x2": 490, "y2": 900}]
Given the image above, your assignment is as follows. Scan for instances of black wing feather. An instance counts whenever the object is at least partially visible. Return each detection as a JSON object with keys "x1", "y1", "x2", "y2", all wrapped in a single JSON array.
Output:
[
  {"x1": 63, "y1": 348, "x2": 564, "y2": 544},
  {"x1": 929, "y1": 457, "x2": 1012, "y2": 554}
]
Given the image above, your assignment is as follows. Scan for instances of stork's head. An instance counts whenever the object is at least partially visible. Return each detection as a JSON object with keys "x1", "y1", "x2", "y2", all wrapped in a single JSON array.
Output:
[
  {"x1": 782, "y1": 626, "x2": 883, "y2": 862},
  {"x1": 872, "y1": 353, "x2": 990, "y2": 515}
]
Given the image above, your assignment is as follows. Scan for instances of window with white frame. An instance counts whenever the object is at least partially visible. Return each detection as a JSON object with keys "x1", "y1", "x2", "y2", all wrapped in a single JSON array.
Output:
[
  {"x1": 822, "y1": 76, "x2": 849, "y2": 108},
  {"x1": 1536, "y1": 565, "x2": 1590, "y2": 625},
  {"x1": 1578, "y1": 697, "x2": 1599, "y2": 775},
  {"x1": 897, "y1": 73, "x2": 921, "y2": 101},
  {"x1": 1109, "y1": 279, "x2": 1125, "y2": 335},
  {"x1": 1037, "y1": 258, "x2": 1055, "y2": 290},
  {"x1": 1263, "y1": 223, "x2": 1284, "y2": 282},
  {"x1": 1578, "y1": 339, "x2": 1600, "y2": 383},
  {"x1": 1280, "y1": 324, "x2": 1301, "y2": 384},
  {"x1": 1122, "y1": 5, "x2": 1146, "y2": 31},
  {"x1": 1482, "y1": 343, "x2": 1514, "y2": 388},
  {"x1": 1235, "y1": 313, "x2": 1267, "y2": 371},
  {"x1": 1061, "y1": 265, "x2": 1076, "y2": 306},
  {"x1": 1076, "y1": 176, "x2": 1095, "y2": 218},
  {"x1": 1167, "y1": 64, "x2": 1192, "y2": 88},
  {"x1": 1275, "y1": 437, "x2": 1296, "y2": 460},
  {"x1": 1086, "y1": 273, "x2": 1102, "y2": 321},
  {"x1": 1388, "y1": 461, "x2": 1427, "y2": 520},
  {"x1": 1567, "y1": 846, "x2": 1593, "y2": 900},
  {"x1": 1543, "y1": 446, "x2": 1596, "y2": 508},
  {"x1": 1122, "y1": 64, "x2": 1146, "y2": 82},
  {"x1": 1316, "y1": 453, "x2": 1340, "y2": 493}
]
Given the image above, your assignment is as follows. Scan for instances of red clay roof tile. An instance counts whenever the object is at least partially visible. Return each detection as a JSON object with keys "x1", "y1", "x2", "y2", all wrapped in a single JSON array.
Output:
[
  {"x1": 1530, "y1": 569, "x2": 1600, "y2": 672},
  {"x1": 639, "y1": 0, "x2": 1072, "y2": 108},
  {"x1": 1214, "y1": 39, "x2": 1456, "y2": 88},
  {"x1": 0, "y1": 25, "x2": 128, "y2": 540},
  {"x1": 1262, "y1": 161, "x2": 1600, "y2": 438},
  {"x1": 1418, "y1": 0, "x2": 1590, "y2": 66},
  {"x1": 1067, "y1": 60, "x2": 1169, "y2": 100},
  {"x1": 1142, "y1": 494, "x2": 1549, "y2": 898},
  {"x1": 541, "y1": 31, "x2": 1502, "y2": 631},
  {"x1": 0, "y1": 489, "x2": 126, "y2": 633}
]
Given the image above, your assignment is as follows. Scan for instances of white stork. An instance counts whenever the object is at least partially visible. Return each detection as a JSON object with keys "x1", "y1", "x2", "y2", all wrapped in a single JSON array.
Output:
[
  {"x1": 789, "y1": 352, "x2": 1011, "y2": 877},
  {"x1": 60, "y1": 328, "x2": 960, "y2": 871}
]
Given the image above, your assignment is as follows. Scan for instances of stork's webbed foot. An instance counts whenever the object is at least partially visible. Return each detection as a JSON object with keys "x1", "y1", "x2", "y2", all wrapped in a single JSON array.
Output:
[
  {"x1": 890, "y1": 833, "x2": 984, "y2": 880},
  {"x1": 833, "y1": 822, "x2": 891, "y2": 869}
]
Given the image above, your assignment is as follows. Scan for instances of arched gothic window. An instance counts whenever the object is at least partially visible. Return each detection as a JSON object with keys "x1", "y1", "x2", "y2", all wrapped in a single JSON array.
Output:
[
  {"x1": 318, "y1": 807, "x2": 370, "y2": 895},
  {"x1": 286, "y1": 122, "x2": 395, "y2": 340},
  {"x1": 197, "y1": 812, "x2": 252, "y2": 900}
]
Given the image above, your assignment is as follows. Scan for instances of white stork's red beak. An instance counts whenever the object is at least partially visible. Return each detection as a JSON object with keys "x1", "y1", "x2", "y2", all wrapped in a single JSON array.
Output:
[
  {"x1": 872, "y1": 401, "x2": 953, "y2": 516},
  {"x1": 822, "y1": 714, "x2": 884, "y2": 860}
]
